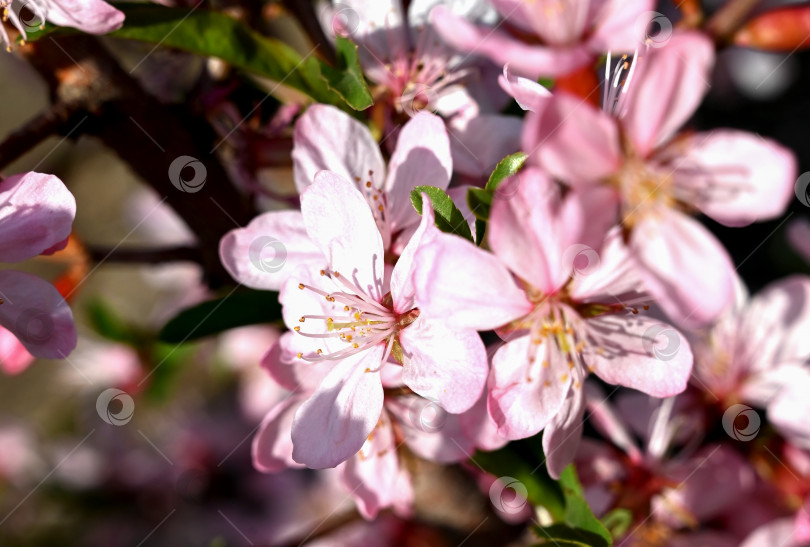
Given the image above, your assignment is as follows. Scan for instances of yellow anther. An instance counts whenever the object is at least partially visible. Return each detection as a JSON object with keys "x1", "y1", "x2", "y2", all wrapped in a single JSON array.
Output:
[
  {"x1": 542, "y1": 360, "x2": 550, "y2": 369},
  {"x1": 352, "y1": 343, "x2": 359, "y2": 348},
  {"x1": 293, "y1": 326, "x2": 300, "y2": 332},
  {"x1": 296, "y1": 352, "x2": 303, "y2": 359},
  {"x1": 320, "y1": 269, "x2": 326, "y2": 276},
  {"x1": 298, "y1": 283, "x2": 305, "y2": 290},
  {"x1": 299, "y1": 317, "x2": 305, "y2": 323},
  {"x1": 561, "y1": 374, "x2": 569, "y2": 383},
  {"x1": 316, "y1": 349, "x2": 323, "y2": 355}
]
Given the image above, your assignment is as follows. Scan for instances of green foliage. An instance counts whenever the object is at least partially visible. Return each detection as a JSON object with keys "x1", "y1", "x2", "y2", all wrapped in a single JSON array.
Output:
[
  {"x1": 411, "y1": 186, "x2": 474, "y2": 243},
  {"x1": 467, "y1": 152, "x2": 528, "y2": 243}
]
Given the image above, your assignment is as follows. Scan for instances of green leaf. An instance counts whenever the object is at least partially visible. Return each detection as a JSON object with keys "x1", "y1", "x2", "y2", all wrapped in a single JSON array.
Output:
[
  {"x1": 24, "y1": 4, "x2": 373, "y2": 111},
  {"x1": 318, "y1": 37, "x2": 374, "y2": 110},
  {"x1": 559, "y1": 466, "x2": 613, "y2": 545},
  {"x1": 601, "y1": 508, "x2": 632, "y2": 540},
  {"x1": 159, "y1": 289, "x2": 282, "y2": 343},
  {"x1": 472, "y1": 447, "x2": 565, "y2": 519},
  {"x1": 484, "y1": 151, "x2": 528, "y2": 193},
  {"x1": 411, "y1": 186, "x2": 474, "y2": 242},
  {"x1": 86, "y1": 300, "x2": 145, "y2": 345},
  {"x1": 467, "y1": 187, "x2": 492, "y2": 222},
  {"x1": 533, "y1": 524, "x2": 610, "y2": 547}
]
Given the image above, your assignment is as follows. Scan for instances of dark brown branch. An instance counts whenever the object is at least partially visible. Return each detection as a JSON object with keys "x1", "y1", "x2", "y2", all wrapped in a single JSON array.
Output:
[
  {"x1": 86, "y1": 246, "x2": 204, "y2": 265},
  {"x1": 20, "y1": 35, "x2": 256, "y2": 287},
  {"x1": 0, "y1": 101, "x2": 83, "y2": 170},
  {"x1": 706, "y1": 0, "x2": 762, "y2": 44}
]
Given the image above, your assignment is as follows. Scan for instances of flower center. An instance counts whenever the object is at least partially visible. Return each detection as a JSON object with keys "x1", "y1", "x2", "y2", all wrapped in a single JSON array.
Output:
[
  {"x1": 293, "y1": 269, "x2": 417, "y2": 366},
  {"x1": 611, "y1": 157, "x2": 677, "y2": 229}
]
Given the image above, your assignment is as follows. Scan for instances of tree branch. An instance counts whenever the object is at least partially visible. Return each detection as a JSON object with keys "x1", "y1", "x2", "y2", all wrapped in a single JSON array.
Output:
[{"x1": 0, "y1": 101, "x2": 83, "y2": 170}]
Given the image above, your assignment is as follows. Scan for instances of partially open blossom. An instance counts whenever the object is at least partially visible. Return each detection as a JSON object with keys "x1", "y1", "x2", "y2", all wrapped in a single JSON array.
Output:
[
  {"x1": 431, "y1": 0, "x2": 654, "y2": 79},
  {"x1": 413, "y1": 168, "x2": 692, "y2": 477},
  {"x1": 526, "y1": 32, "x2": 797, "y2": 326},
  {"x1": 272, "y1": 172, "x2": 487, "y2": 469},
  {"x1": 0, "y1": 0, "x2": 124, "y2": 50}
]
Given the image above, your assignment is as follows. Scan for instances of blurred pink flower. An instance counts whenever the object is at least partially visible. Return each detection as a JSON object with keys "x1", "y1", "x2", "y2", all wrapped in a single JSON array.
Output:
[
  {"x1": 431, "y1": 0, "x2": 653, "y2": 79},
  {"x1": 788, "y1": 217, "x2": 810, "y2": 265},
  {"x1": 526, "y1": 32, "x2": 797, "y2": 326},
  {"x1": 0, "y1": 0, "x2": 124, "y2": 49},
  {"x1": 690, "y1": 275, "x2": 810, "y2": 448},
  {"x1": 413, "y1": 168, "x2": 692, "y2": 477},
  {"x1": 0, "y1": 172, "x2": 77, "y2": 371},
  {"x1": 273, "y1": 174, "x2": 486, "y2": 469}
]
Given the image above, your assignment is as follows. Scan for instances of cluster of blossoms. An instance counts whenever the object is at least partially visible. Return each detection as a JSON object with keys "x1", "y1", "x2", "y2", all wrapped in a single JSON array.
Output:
[
  {"x1": 4, "y1": 0, "x2": 810, "y2": 544},
  {"x1": 215, "y1": 1, "x2": 806, "y2": 541}
]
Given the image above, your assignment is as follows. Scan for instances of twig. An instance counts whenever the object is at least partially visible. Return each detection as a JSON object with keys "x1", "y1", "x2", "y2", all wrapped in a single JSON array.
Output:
[
  {"x1": 705, "y1": 0, "x2": 763, "y2": 44},
  {"x1": 0, "y1": 101, "x2": 83, "y2": 170},
  {"x1": 86, "y1": 246, "x2": 204, "y2": 265}
]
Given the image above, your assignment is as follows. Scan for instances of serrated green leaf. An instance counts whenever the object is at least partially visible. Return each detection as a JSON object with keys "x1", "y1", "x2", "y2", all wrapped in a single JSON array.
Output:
[
  {"x1": 23, "y1": 4, "x2": 373, "y2": 111},
  {"x1": 484, "y1": 151, "x2": 528, "y2": 192},
  {"x1": 411, "y1": 186, "x2": 474, "y2": 242},
  {"x1": 559, "y1": 466, "x2": 613, "y2": 545},
  {"x1": 532, "y1": 523, "x2": 609, "y2": 547},
  {"x1": 159, "y1": 289, "x2": 282, "y2": 343},
  {"x1": 319, "y1": 37, "x2": 374, "y2": 110}
]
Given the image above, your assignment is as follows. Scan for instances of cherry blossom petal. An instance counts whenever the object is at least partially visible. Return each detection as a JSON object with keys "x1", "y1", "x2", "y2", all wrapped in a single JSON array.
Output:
[
  {"x1": 542, "y1": 387, "x2": 585, "y2": 479},
  {"x1": 526, "y1": 93, "x2": 622, "y2": 186},
  {"x1": 292, "y1": 104, "x2": 385, "y2": 194},
  {"x1": 631, "y1": 208, "x2": 735, "y2": 327},
  {"x1": 0, "y1": 270, "x2": 76, "y2": 359},
  {"x1": 458, "y1": 391, "x2": 509, "y2": 452},
  {"x1": 340, "y1": 412, "x2": 412, "y2": 519},
  {"x1": 0, "y1": 172, "x2": 76, "y2": 263},
  {"x1": 301, "y1": 171, "x2": 385, "y2": 302},
  {"x1": 0, "y1": 328, "x2": 34, "y2": 375},
  {"x1": 431, "y1": 6, "x2": 592, "y2": 79},
  {"x1": 489, "y1": 167, "x2": 584, "y2": 293},
  {"x1": 767, "y1": 372, "x2": 810, "y2": 448},
  {"x1": 389, "y1": 194, "x2": 437, "y2": 314},
  {"x1": 588, "y1": 0, "x2": 655, "y2": 52},
  {"x1": 399, "y1": 316, "x2": 487, "y2": 414},
  {"x1": 498, "y1": 64, "x2": 551, "y2": 112},
  {"x1": 385, "y1": 112, "x2": 452, "y2": 233},
  {"x1": 413, "y1": 232, "x2": 531, "y2": 330},
  {"x1": 253, "y1": 397, "x2": 306, "y2": 472},
  {"x1": 489, "y1": 336, "x2": 571, "y2": 440},
  {"x1": 585, "y1": 314, "x2": 693, "y2": 397},
  {"x1": 623, "y1": 32, "x2": 714, "y2": 156},
  {"x1": 448, "y1": 114, "x2": 523, "y2": 178},
  {"x1": 291, "y1": 346, "x2": 385, "y2": 469},
  {"x1": 262, "y1": 332, "x2": 332, "y2": 393},
  {"x1": 47, "y1": 0, "x2": 124, "y2": 34},
  {"x1": 387, "y1": 395, "x2": 475, "y2": 462},
  {"x1": 737, "y1": 276, "x2": 810, "y2": 372},
  {"x1": 219, "y1": 211, "x2": 322, "y2": 291},
  {"x1": 673, "y1": 130, "x2": 796, "y2": 226}
]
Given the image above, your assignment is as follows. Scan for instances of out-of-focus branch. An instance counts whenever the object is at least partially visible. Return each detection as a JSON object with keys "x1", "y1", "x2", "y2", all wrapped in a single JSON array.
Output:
[
  {"x1": 0, "y1": 101, "x2": 83, "y2": 170},
  {"x1": 706, "y1": 0, "x2": 762, "y2": 44},
  {"x1": 86, "y1": 246, "x2": 204, "y2": 265},
  {"x1": 19, "y1": 35, "x2": 256, "y2": 287}
]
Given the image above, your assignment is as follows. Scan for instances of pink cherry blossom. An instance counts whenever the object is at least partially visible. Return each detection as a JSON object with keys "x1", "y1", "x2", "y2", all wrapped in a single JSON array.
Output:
[
  {"x1": 525, "y1": 32, "x2": 797, "y2": 326},
  {"x1": 219, "y1": 105, "x2": 452, "y2": 290},
  {"x1": 0, "y1": 0, "x2": 124, "y2": 50},
  {"x1": 413, "y1": 168, "x2": 692, "y2": 477},
  {"x1": 273, "y1": 173, "x2": 487, "y2": 469},
  {"x1": 0, "y1": 172, "x2": 77, "y2": 370},
  {"x1": 689, "y1": 275, "x2": 810, "y2": 448},
  {"x1": 431, "y1": 0, "x2": 654, "y2": 79},
  {"x1": 254, "y1": 332, "x2": 482, "y2": 519}
]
